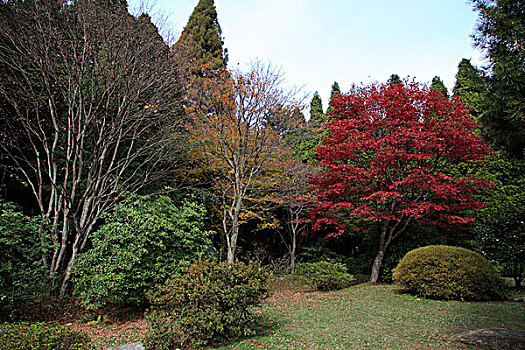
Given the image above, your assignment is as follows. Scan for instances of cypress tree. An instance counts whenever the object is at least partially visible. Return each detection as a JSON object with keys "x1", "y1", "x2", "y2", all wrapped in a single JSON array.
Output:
[
  {"x1": 431, "y1": 76, "x2": 449, "y2": 98},
  {"x1": 293, "y1": 92, "x2": 326, "y2": 163},
  {"x1": 175, "y1": 0, "x2": 228, "y2": 75},
  {"x1": 309, "y1": 92, "x2": 324, "y2": 125},
  {"x1": 452, "y1": 59, "x2": 485, "y2": 119},
  {"x1": 327, "y1": 81, "x2": 341, "y2": 115}
]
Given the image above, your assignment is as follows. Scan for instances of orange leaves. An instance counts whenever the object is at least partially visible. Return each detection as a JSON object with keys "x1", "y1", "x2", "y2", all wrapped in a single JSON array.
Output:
[{"x1": 185, "y1": 62, "x2": 303, "y2": 261}]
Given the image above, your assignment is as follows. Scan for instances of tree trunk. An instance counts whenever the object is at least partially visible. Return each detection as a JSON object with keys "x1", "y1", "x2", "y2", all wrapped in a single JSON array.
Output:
[
  {"x1": 226, "y1": 224, "x2": 239, "y2": 264},
  {"x1": 370, "y1": 224, "x2": 389, "y2": 283},
  {"x1": 370, "y1": 250, "x2": 385, "y2": 283},
  {"x1": 290, "y1": 230, "x2": 297, "y2": 274}
]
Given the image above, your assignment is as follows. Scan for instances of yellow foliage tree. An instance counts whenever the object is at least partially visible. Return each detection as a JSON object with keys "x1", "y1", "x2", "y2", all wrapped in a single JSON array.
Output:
[{"x1": 187, "y1": 61, "x2": 303, "y2": 263}]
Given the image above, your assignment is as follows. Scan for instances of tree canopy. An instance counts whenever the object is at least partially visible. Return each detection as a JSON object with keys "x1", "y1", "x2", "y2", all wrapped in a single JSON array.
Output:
[
  {"x1": 310, "y1": 81, "x2": 493, "y2": 282},
  {"x1": 310, "y1": 92, "x2": 325, "y2": 125},
  {"x1": 327, "y1": 81, "x2": 341, "y2": 114}
]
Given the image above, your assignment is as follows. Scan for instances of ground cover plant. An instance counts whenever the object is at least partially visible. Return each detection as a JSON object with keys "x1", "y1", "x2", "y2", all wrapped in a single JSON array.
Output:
[{"x1": 0, "y1": 322, "x2": 92, "y2": 350}]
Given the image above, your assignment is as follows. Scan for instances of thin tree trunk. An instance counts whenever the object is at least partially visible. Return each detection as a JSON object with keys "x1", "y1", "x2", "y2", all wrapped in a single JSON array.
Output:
[
  {"x1": 370, "y1": 224, "x2": 388, "y2": 283},
  {"x1": 290, "y1": 233, "x2": 296, "y2": 274},
  {"x1": 226, "y1": 226, "x2": 238, "y2": 264}
]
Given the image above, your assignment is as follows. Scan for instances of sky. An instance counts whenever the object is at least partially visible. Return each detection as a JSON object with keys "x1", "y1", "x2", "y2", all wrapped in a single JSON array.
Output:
[{"x1": 129, "y1": 0, "x2": 485, "y2": 112}]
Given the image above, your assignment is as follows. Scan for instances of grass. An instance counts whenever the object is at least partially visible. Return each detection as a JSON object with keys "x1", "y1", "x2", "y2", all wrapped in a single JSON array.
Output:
[
  {"x1": 70, "y1": 276, "x2": 525, "y2": 349},
  {"x1": 216, "y1": 276, "x2": 525, "y2": 350}
]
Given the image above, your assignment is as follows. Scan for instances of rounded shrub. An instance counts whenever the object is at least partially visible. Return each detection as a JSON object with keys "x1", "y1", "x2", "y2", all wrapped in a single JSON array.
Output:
[
  {"x1": 0, "y1": 322, "x2": 92, "y2": 350},
  {"x1": 393, "y1": 245, "x2": 507, "y2": 301},
  {"x1": 144, "y1": 259, "x2": 269, "y2": 350},
  {"x1": 296, "y1": 261, "x2": 355, "y2": 291}
]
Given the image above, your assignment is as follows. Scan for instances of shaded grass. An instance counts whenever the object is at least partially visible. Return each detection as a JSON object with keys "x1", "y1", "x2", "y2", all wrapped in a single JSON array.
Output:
[
  {"x1": 217, "y1": 276, "x2": 525, "y2": 350},
  {"x1": 69, "y1": 318, "x2": 147, "y2": 349}
]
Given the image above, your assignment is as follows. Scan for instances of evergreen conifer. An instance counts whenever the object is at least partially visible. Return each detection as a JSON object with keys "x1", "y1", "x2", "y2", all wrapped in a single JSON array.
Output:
[
  {"x1": 309, "y1": 92, "x2": 324, "y2": 125},
  {"x1": 471, "y1": 0, "x2": 525, "y2": 158},
  {"x1": 175, "y1": 0, "x2": 227, "y2": 76},
  {"x1": 389, "y1": 74, "x2": 401, "y2": 86},
  {"x1": 327, "y1": 81, "x2": 341, "y2": 115},
  {"x1": 452, "y1": 58, "x2": 485, "y2": 119},
  {"x1": 431, "y1": 76, "x2": 449, "y2": 98}
]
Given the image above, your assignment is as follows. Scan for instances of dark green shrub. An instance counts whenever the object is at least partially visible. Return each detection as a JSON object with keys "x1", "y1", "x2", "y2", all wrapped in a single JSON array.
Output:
[
  {"x1": 296, "y1": 261, "x2": 355, "y2": 291},
  {"x1": 298, "y1": 241, "x2": 347, "y2": 264},
  {"x1": 476, "y1": 204, "x2": 525, "y2": 289},
  {"x1": 73, "y1": 194, "x2": 214, "y2": 310},
  {"x1": 0, "y1": 200, "x2": 48, "y2": 321},
  {"x1": 0, "y1": 322, "x2": 92, "y2": 350},
  {"x1": 144, "y1": 259, "x2": 269, "y2": 349},
  {"x1": 393, "y1": 245, "x2": 507, "y2": 301}
]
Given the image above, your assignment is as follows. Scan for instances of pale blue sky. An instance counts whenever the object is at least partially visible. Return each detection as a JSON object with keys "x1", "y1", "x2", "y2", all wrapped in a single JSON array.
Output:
[{"x1": 130, "y1": 0, "x2": 484, "y2": 110}]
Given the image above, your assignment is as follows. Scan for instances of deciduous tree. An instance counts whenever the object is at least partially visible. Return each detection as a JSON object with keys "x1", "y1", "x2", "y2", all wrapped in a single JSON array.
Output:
[
  {"x1": 277, "y1": 162, "x2": 315, "y2": 273},
  {"x1": 474, "y1": 153, "x2": 525, "y2": 288},
  {"x1": 310, "y1": 81, "x2": 493, "y2": 283},
  {"x1": 187, "y1": 62, "x2": 302, "y2": 263},
  {"x1": 0, "y1": 0, "x2": 184, "y2": 294}
]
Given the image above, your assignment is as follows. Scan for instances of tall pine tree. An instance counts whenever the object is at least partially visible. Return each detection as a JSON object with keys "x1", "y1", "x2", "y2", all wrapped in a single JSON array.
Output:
[
  {"x1": 431, "y1": 76, "x2": 449, "y2": 98},
  {"x1": 175, "y1": 0, "x2": 228, "y2": 76},
  {"x1": 471, "y1": 0, "x2": 525, "y2": 158},
  {"x1": 452, "y1": 58, "x2": 485, "y2": 119}
]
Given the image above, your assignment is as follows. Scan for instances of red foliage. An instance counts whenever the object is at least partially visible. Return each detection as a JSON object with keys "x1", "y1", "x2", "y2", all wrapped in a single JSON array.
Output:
[{"x1": 310, "y1": 81, "x2": 493, "y2": 237}]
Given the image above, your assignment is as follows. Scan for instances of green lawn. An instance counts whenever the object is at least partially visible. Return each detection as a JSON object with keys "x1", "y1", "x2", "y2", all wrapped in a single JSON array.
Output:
[{"x1": 216, "y1": 277, "x2": 525, "y2": 350}]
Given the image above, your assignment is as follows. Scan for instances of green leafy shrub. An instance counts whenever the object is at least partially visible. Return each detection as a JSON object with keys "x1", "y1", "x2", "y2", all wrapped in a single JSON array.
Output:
[
  {"x1": 144, "y1": 259, "x2": 269, "y2": 349},
  {"x1": 393, "y1": 245, "x2": 507, "y2": 301},
  {"x1": 73, "y1": 194, "x2": 214, "y2": 310},
  {"x1": 296, "y1": 261, "x2": 355, "y2": 291},
  {"x1": 0, "y1": 200, "x2": 48, "y2": 321},
  {"x1": 0, "y1": 322, "x2": 92, "y2": 350}
]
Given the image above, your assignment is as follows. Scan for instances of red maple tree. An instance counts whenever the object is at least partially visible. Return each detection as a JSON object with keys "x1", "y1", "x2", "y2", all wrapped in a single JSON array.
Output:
[{"x1": 310, "y1": 81, "x2": 493, "y2": 283}]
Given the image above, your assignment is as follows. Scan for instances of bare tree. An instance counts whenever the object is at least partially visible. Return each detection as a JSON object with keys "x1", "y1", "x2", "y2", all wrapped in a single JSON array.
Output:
[
  {"x1": 187, "y1": 61, "x2": 304, "y2": 264},
  {"x1": 277, "y1": 162, "x2": 316, "y2": 273},
  {"x1": 0, "y1": 0, "x2": 184, "y2": 294}
]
